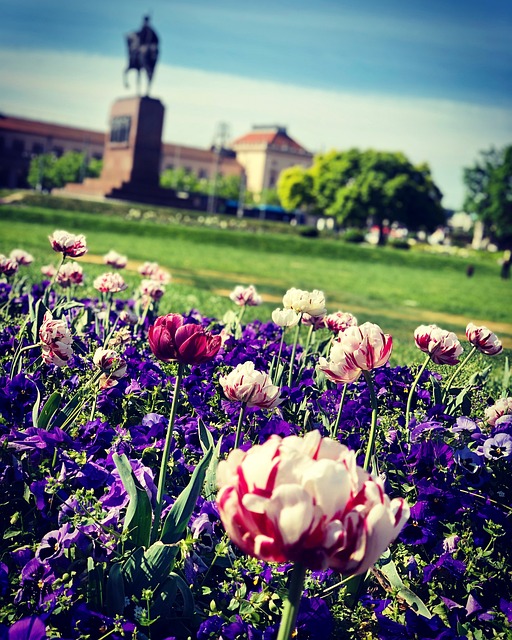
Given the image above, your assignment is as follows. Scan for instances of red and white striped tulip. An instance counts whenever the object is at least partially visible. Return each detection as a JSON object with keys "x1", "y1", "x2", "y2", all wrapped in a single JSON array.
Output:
[
  {"x1": 48, "y1": 230, "x2": 88, "y2": 258},
  {"x1": 414, "y1": 324, "x2": 463, "y2": 365},
  {"x1": 219, "y1": 361, "x2": 282, "y2": 409},
  {"x1": 230, "y1": 284, "x2": 263, "y2": 307},
  {"x1": 94, "y1": 272, "x2": 127, "y2": 294},
  {"x1": 217, "y1": 430, "x2": 409, "y2": 574},
  {"x1": 465, "y1": 323, "x2": 503, "y2": 356},
  {"x1": 39, "y1": 311, "x2": 73, "y2": 367}
]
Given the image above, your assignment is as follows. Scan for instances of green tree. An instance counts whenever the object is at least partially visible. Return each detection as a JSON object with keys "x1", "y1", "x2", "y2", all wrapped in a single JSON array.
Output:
[
  {"x1": 27, "y1": 151, "x2": 101, "y2": 191},
  {"x1": 160, "y1": 167, "x2": 202, "y2": 192},
  {"x1": 277, "y1": 148, "x2": 445, "y2": 243},
  {"x1": 277, "y1": 166, "x2": 314, "y2": 211},
  {"x1": 463, "y1": 145, "x2": 512, "y2": 249},
  {"x1": 27, "y1": 154, "x2": 58, "y2": 191}
]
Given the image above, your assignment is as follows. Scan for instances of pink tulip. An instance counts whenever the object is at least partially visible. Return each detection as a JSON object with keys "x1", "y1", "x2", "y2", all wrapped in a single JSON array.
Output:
[
  {"x1": 148, "y1": 313, "x2": 221, "y2": 365},
  {"x1": 465, "y1": 323, "x2": 503, "y2": 356},
  {"x1": 9, "y1": 249, "x2": 34, "y2": 265},
  {"x1": 217, "y1": 430, "x2": 409, "y2": 574},
  {"x1": 103, "y1": 250, "x2": 128, "y2": 269},
  {"x1": 93, "y1": 348, "x2": 127, "y2": 380},
  {"x1": 414, "y1": 324, "x2": 462, "y2": 365},
  {"x1": 484, "y1": 397, "x2": 512, "y2": 426},
  {"x1": 230, "y1": 284, "x2": 262, "y2": 307},
  {"x1": 219, "y1": 361, "x2": 282, "y2": 409},
  {"x1": 56, "y1": 262, "x2": 84, "y2": 288},
  {"x1": 41, "y1": 264, "x2": 57, "y2": 279},
  {"x1": 0, "y1": 255, "x2": 19, "y2": 277},
  {"x1": 324, "y1": 311, "x2": 358, "y2": 334},
  {"x1": 48, "y1": 230, "x2": 87, "y2": 258},
  {"x1": 301, "y1": 313, "x2": 326, "y2": 331},
  {"x1": 139, "y1": 279, "x2": 166, "y2": 301},
  {"x1": 138, "y1": 261, "x2": 171, "y2": 284},
  {"x1": 93, "y1": 272, "x2": 127, "y2": 294}
]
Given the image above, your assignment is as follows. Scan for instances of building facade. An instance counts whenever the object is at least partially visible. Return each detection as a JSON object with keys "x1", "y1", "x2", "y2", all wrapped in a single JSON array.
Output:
[
  {"x1": 0, "y1": 114, "x2": 313, "y2": 197},
  {"x1": 231, "y1": 125, "x2": 313, "y2": 195}
]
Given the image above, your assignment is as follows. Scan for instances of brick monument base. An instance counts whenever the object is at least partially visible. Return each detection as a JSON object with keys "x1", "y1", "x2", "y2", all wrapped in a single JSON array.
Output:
[{"x1": 64, "y1": 96, "x2": 181, "y2": 206}]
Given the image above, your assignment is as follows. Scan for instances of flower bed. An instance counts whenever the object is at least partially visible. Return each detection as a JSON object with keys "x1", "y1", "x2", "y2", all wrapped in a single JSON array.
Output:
[{"x1": 0, "y1": 234, "x2": 510, "y2": 639}]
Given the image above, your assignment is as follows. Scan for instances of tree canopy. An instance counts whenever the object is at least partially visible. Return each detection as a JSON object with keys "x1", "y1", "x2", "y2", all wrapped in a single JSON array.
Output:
[
  {"x1": 277, "y1": 148, "x2": 445, "y2": 238},
  {"x1": 463, "y1": 145, "x2": 512, "y2": 249},
  {"x1": 27, "y1": 152, "x2": 102, "y2": 191}
]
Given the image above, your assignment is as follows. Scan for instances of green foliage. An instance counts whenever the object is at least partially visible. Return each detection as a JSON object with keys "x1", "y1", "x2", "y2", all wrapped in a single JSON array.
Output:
[
  {"x1": 258, "y1": 187, "x2": 281, "y2": 206},
  {"x1": 27, "y1": 152, "x2": 102, "y2": 191},
  {"x1": 160, "y1": 167, "x2": 203, "y2": 193},
  {"x1": 278, "y1": 149, "x2": 445, "y2": 238},
  {"x1": 160, "y1": 167, "x2": 247, "y2": 202},
  {"x1": 463, "y1": 145, "x2": 512, "y2": 248},
  {"x1": 342, "y1": 228, "x2": 366, "y2": 243},
  {"x1": 277, "y1": 166, "x2": 314, "y2": 211}
]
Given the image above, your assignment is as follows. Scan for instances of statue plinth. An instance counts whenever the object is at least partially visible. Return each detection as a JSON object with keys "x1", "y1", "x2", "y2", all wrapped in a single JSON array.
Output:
[
  {"x1": 63, "y1": 96, "x2": 183, "y2": 206},
  {"x1": 101, "y1": 96, "x2": 163, "y2": 186}
]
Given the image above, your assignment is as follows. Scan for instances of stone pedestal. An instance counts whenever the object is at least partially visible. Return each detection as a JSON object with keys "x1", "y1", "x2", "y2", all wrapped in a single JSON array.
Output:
[
  {"x1": 101, "y1": 96, "x2": 163, "y2": 187},
  {"x1": 64, "y1": 96, "x2": 181, "y2": 206}
]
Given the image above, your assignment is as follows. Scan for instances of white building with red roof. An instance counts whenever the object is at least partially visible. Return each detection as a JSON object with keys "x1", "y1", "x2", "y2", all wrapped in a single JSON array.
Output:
[{"x1": 231, "y1": 125, "x2": 313, "y2": 196}]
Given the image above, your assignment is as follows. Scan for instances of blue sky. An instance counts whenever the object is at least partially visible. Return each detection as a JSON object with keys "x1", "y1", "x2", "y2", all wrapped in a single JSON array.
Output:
[{"x1": 1, "y1": 0, "x2": 512, "y2": 208}]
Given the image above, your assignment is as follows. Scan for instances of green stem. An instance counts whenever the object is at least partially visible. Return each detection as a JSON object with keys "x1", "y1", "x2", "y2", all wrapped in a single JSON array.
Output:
[
  {"x1": 43, "y1": 254, "x2": 65, "y2": 307},
  {"x1": 302, "y1": 325, "x2": 314, "y2": 361},
  {"x1": 287, "y1": 321, "x2": 301, "y2": 388},
  {"x1": 405, "y1": 355, "x2": 430, "y2": 434},
  {"x1": 363, "y1": 370, "x2": 379, "y2": 472},
  {"x1": 330, "y1": 383, "x2": 347, "y2": 439},
  {"x1": 234, "y1": 402, "x2": 247, "y2": 449},
  {"x1": 276, "y1": 562, "x2": 307, "y2": 640},
  {"x1": 269, "y1": 329, "x2": 286, "y2": 382},
  {"x1": 10, "y1": 342, "x2": 41, "y2": 380},
  {"x1": 443, "y1": 346, "x2": 477, "y2": 402},
  {"x1": 152, "y1": 363, "x2": 184, "y2": 542}
]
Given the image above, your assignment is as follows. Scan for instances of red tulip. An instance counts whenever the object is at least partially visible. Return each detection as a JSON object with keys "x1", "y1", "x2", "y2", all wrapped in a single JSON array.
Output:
[{"x1": 148, "y1": 313, "x2": 221, "y2": 365}]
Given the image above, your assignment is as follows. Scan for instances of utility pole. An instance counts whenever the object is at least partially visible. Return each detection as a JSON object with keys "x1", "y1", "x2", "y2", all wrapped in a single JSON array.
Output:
[{"x1": 207, "y1": 122, "x2": 230, "y2": 214}]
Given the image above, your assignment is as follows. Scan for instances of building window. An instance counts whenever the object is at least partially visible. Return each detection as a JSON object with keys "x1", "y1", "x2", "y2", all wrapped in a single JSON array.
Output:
[
  {"x1": 12, "y1": 139, "x2": 25, "y2": 154},
  {"x1": 32, "y1": 143, "x2": 44, "y2": 154},
  {"x1": 110, "y1": 116, "x2": 131, "y2": 144},
  {"x1": 52, "y1": 146, "x2": 63, "y2": 157},
  {"x1": 269, "y1": 169, "x2": 278, "y2": 188},
  {"x1": 198, "y1": 169, "x2": 208, "y2": 179}
]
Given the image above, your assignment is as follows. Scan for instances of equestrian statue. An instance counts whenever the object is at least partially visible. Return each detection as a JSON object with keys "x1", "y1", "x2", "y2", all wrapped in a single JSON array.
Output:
[{"x1": 124, "y1": 16, "x2": 159, "y2": 96}]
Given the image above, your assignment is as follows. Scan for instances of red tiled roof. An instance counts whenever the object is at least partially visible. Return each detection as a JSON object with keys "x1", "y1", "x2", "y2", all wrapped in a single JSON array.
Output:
[
  {"x1": 0, "y1": 114, "x2": 105, "y2": 145},
  {"x1": 232, "y1": 130, "x2": 310, "y2": 154}
]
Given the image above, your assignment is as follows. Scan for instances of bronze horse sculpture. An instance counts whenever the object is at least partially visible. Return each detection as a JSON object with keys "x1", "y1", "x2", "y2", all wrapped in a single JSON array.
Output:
[{"x1": 124, "y1": 17, "x2": 159, "y2": 96}]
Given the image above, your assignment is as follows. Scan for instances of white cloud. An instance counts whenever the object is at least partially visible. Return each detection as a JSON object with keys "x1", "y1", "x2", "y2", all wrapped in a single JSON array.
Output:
[{"x1": 1, "y1": 47, "x2": 511, "y2": 209}]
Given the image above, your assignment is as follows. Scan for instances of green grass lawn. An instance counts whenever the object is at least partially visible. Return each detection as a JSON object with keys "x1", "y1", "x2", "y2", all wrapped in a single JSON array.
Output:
[{"x1": 1, "y1": 198, "x2": 511, "y2": 366}]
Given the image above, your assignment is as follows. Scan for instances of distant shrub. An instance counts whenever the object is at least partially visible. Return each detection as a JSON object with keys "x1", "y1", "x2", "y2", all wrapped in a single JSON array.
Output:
[
  {"x1": 299, "y1": 226, "x2": 319, "y2": 238},
  {"x1": 342, "y1": 229, "x2": 366, "y2": 243},
  {"x1": 388, "y1": 238, "x2": 410, "y2": 250}
]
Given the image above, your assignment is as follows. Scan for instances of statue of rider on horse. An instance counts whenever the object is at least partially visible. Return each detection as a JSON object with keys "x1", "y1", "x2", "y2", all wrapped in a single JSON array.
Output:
[{"x1": 124, "y1": 16, "x2": 159, "y2": 96}]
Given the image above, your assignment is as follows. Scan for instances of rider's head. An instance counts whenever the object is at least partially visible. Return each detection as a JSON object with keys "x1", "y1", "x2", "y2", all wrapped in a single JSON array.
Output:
[{"x1": 143, "y1": 15, "x2": 150, "y2": 25}]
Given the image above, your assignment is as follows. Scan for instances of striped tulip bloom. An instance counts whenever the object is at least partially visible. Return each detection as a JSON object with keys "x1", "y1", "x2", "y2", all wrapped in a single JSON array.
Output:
[
  {"x1": 217, "y1": 430, "x2": 409, "y2": 574},
  {"x1": 465, "y1": 323, "x2": 503, "y2": 356},
  {"x1": 414, "y1": 324, "x2": 462, "y2": 365}
]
